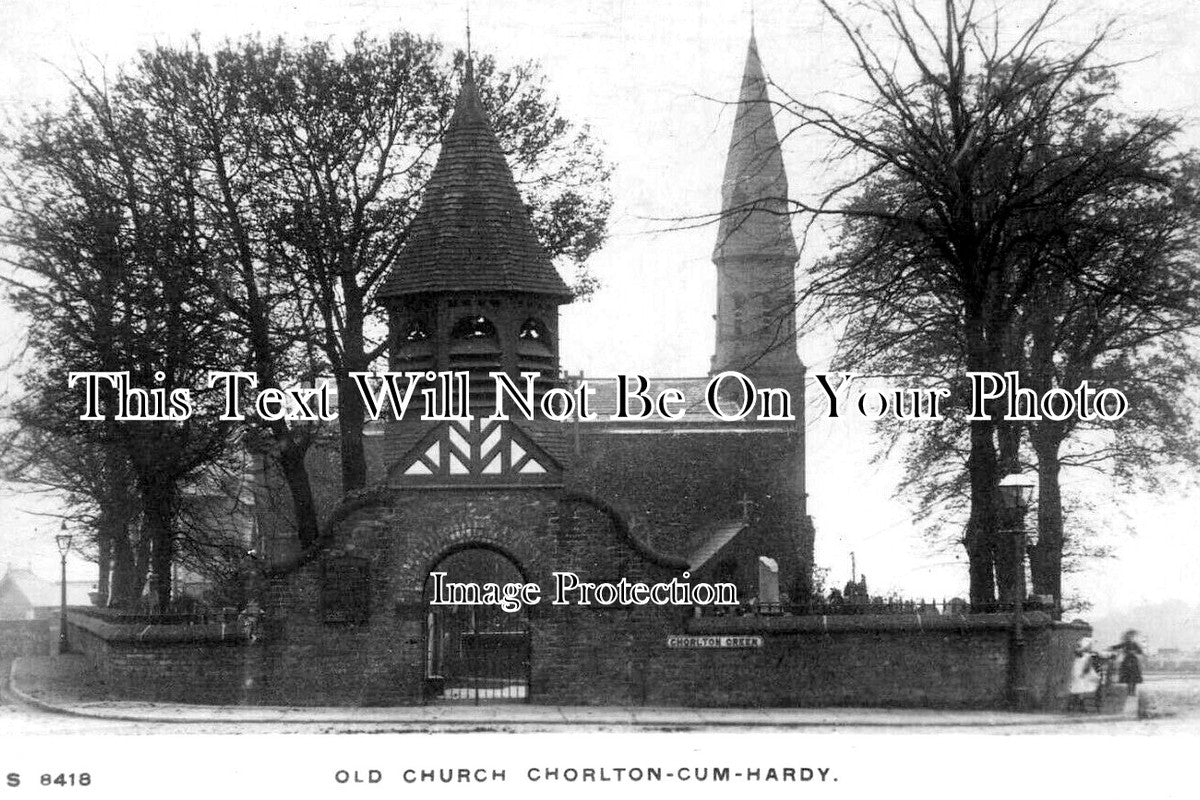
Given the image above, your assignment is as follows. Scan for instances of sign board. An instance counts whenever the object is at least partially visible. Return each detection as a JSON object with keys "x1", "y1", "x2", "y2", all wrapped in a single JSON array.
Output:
[{"x1": 666, "y1": 635, "x2": 764, "y2": 649}]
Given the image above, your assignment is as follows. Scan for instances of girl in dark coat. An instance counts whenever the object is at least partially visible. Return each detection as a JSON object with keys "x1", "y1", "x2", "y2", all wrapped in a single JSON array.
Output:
[{"x1": 1110, "y1": 629, "x2": 1144, "y2": 695}]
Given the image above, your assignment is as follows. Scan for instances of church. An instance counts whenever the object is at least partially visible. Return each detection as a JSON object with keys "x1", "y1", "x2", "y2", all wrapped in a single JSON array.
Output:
[
  {"x1": 241, "y1": 30, "x2": 814, "y2": 705},
  {"x1": 66, "y1": 30, "x2": 1082, "y2": 710}
]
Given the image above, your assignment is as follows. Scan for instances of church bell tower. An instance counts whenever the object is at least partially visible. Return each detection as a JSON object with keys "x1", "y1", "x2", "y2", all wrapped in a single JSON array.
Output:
[
  {"x1": 711, "y1": 31, "x2": 804, "y2": 388},
  {"x1": 377, "y1": 59, "x2": 571, "y2": 486}
]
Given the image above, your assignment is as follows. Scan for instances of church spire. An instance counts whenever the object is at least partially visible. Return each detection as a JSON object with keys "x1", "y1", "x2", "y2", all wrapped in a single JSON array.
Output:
[
  {"x1": 711, "y1": 28, "x2": 802, "y2": 378},
  {"x1": 714, "y1": 29, "x2": 797, "y2": 263}
]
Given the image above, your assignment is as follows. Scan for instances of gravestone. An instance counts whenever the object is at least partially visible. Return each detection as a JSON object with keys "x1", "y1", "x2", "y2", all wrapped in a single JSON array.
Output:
[{"x1": 758, "y1": 556, "x2": 781, "y2": 615}]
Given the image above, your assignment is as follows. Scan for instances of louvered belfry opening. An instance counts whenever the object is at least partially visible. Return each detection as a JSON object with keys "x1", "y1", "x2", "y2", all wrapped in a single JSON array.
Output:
[
  {"x1": 391, "y1": 303, "x2": 437, "y2": 375},
  {"x1": 447, "y1": 303, "x2": 503, "y2": 408},
  {"x1": 388, "y1": 294, "x2": 563, "y2": 418}
]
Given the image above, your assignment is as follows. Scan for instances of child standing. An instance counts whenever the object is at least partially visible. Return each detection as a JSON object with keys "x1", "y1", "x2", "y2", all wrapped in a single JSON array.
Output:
[
  {"x1": 1110, "y1": 629, "x2": 1144, "y2": 696},
  {"x1": 1068, "y1": 637, "x2": 1100, "y2": 712}
]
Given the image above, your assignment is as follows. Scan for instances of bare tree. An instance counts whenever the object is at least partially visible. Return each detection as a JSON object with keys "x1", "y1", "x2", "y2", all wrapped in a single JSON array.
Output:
[
  {"x1": 2, "y1": 31, "x2": 613, "y2": 589},
  {"x1": 788, "y1": 0, "x2": 1200, "y2": 605},
  {"x1": 1018, "y1": 122, "x2": 1200, "y2": 606},
  {"x1": 1, "y1": 397, "x2": 146, "y2": 605},
  {"x1": 1, "y1": 76, "x2": 236, "y2": 609},
  {"x1": 125, "y1": 35, "x2": 611, "y2": 499}
]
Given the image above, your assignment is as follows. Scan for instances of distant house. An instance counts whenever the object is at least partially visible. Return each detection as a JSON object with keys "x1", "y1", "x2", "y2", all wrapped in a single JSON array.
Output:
[{"x1": 0, "y1": 566, "x2": 94, "y2": 620}]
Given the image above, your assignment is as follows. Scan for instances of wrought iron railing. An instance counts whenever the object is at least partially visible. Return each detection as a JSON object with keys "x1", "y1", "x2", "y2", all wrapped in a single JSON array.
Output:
[
  {"x1": 695, "y1": 595, "x2": 1059, "y2": 618},
  {"x1": 70, "y1": 605, "x2": 241, "y2": 626}
]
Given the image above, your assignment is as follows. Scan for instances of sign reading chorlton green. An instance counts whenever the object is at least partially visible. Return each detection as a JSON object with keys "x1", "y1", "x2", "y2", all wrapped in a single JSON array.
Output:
[{"x1": 666, "y1": 636, "x2": 765, "y2": 649}]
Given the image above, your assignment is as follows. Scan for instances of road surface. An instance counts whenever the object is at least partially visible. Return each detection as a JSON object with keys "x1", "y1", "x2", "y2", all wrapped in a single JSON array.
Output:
[{"x1": 2, "y1": 661, "x2": 1199, "y2": 734}]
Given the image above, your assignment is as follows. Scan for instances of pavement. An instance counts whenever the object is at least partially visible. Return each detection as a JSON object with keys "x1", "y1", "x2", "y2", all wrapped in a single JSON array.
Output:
[{"x1": 1, "y1": 654, "x2": 1147, "y2": 730}]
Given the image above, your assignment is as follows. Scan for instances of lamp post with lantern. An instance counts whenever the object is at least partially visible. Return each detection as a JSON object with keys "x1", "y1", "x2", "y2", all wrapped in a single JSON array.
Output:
[
  {"x1": 998, "y1": 473, "x2": 1037, "y2": 709},
  {"x1": 54, "y1": 526, "x2": 72, "y2": 654}
]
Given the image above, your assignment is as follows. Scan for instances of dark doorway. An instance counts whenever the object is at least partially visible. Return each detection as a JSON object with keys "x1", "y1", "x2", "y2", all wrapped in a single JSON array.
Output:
[{"x1": 423, "y1": 547, "x2": 530, "y2": 704}]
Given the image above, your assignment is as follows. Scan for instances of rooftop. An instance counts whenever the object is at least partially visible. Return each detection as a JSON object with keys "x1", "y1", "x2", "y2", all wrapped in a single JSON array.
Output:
[{"x1": 378, "y1": 62, "x2": 572, "y2": 301}]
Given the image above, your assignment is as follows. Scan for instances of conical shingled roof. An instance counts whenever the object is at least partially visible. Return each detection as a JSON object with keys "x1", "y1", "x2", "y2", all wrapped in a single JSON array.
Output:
[
  {"x1": 378, "y1": 63, "x2": 572, "y2": 301},
  {"x1": 713, "y1": 33, "x2": 798, "y2": 262}
]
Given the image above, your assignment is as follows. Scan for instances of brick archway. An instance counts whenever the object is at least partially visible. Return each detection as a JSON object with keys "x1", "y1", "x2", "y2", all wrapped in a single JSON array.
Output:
[
  {"x1": 391, "y1": 509, "x2": 551, "y2": 607},
  {"x1": 420, "y1": 542, "x2": 532, "y2": 704},
  {"x1": 419, "y1": 533, "x2": 535, "y2": 587}
]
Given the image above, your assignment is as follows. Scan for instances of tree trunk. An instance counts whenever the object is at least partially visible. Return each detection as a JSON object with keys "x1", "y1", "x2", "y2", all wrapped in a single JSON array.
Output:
[
  {"x1": 1030, "y1": 432, "x2": 1065, "y2": 611},
  {"x1": 140, "y1": 482, "x2": 176, "y2": 612},
  {"x1": 96, "y1": 523, "x2": 111, "y2": 604},
  {"x1": 965, "y1": 417, "x2": 999, "y2": 607},
  {"x1": 1026, "y1": 285, "x2": 1065, "y2": 615},
  {"x1": 336, "y1": 371, "x2": 368, "y2": 493},
  {"x1": 275, "y1": 437, "x2": 321, "y2": 550},
  {"x1": 335, "y1": 274, "x2": 370, "y2": 494},
  {"x1": 992, "y1": 419, "x2": 1024, "y2": 602},
  {"x1": 964, "y1": 310, "x2": 1000, "y2": 608},
  {"x1": 108, "y1": 524, "x2": 144, "y2": 608},
  {"x1": 133, "y1": 535, "x2": 151, "y2": 601}
]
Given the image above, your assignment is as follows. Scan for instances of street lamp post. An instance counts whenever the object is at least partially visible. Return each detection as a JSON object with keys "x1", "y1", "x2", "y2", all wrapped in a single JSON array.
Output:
[
  {"x1": 54, "y1": 528, "x2": 73, "y2": 655},
  {"x1": 998, "y1": 474, "x2": 1036, "y2": 710}
]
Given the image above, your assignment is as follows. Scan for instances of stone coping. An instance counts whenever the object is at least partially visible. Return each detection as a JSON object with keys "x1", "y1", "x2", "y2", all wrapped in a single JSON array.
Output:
[
  {"x1": 685, "y1": 611, "x2": 1088, "y2": 634},
  {"x1": 64, "y1": 608, "x2": 1085, "y2": 645},
  {"x1": 66, "y1": 610, "x2": 245, "y2": 646}
]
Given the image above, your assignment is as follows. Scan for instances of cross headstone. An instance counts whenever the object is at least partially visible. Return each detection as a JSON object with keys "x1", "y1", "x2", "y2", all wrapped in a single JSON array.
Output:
[{"x1": 758, "y1": 556, "x2": 780, "y2": 614}]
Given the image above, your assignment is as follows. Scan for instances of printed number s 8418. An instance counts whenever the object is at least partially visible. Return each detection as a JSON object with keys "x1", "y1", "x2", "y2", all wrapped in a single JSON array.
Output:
[{"x1": 40, "y1": 774, "x2": 91, "y2": 787}]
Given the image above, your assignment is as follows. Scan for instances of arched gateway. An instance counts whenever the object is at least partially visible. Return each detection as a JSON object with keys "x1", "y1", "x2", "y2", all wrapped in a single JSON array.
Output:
[{"x1": 422, "y1": 546, "x2": 531, "y2": 704}]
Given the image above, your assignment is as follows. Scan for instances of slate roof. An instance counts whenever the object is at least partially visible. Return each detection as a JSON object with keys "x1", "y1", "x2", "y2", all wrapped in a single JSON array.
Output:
[
  {"x1": 378, "y1": 63, "x2": 572, "y2": 301},
  {"x1": 0, "y1": 567, "x2": 94, "y2": 609},
  {"x1": 688, "y1": 521, "x2": 750, "y2": 572},
  {"x1": 713, "y1": 33, "x2": 799, "y2": 263}
]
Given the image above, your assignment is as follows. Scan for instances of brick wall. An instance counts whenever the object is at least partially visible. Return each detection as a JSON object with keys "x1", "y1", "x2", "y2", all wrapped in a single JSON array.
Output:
[
  {"x1": 647, "y1": 614, "x2": 1087, "y2": 709},
  {"x1": 248, "y1": 489, "x2": 692, "y2": 706},
  {"x1": 65, "y1": 488, "x2": 1085, "y2": 710},
  {"x1": 66, "y1": 612, "x2": 248, "y2": 704},
  {"x1": 251, "y1": 489, "x2": 611, "y2": 706},
  {"x1": 568, "y1": 429, "x2": 811, "y2": 597},
  {"x1": 66, "y1": 607, "x2": 1084, "y2": 710}
]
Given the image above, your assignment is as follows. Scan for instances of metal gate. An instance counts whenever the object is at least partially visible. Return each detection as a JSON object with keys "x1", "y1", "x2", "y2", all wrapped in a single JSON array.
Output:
[{"x1": 423, "y1": 548, "x2": 531, "y2": 704}]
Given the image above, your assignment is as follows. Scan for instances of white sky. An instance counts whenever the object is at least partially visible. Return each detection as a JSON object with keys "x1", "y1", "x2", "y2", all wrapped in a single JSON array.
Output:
[{"x1": 1, "y1": 0, "x2": 1198, "y2": 624}]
